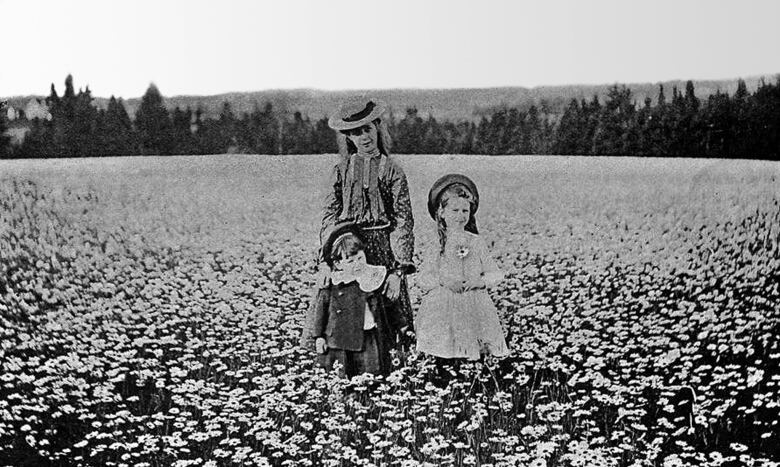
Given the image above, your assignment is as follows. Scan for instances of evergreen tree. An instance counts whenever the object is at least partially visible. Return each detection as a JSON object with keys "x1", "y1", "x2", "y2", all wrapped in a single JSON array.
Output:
[
  {"x1": 633, "y1": 97, "x2": 654, "y2": 156},
  {"x1": 46, "y1": 75, "x2": 74, "y2": 157},
  {"x1": 525, "y1": 105, "x2": 543, "y2": 154},
  {"x1": 440, "y1": 121, "x2": 462, "y2": 154},
  {"x1": 503, "y1": 108, "x2": 523, "y2": 154},
  {"x1": 420, "y1": 115, "x2": 447, "y2": 154},
  {"x1": 394, "y1": 108, "x2": 425, "y2": 154},
  {"x1": 459, "y1": 121, "x2": 477, "y2": 154},
  {"x1": 256, "y1": 102, "x2": 280, "y2": 155},
  {"x1": 218, "y1": 102, "x2": 238, "y2": 153},
  {"x1": 552, "y1": 99, "x2": 580, "y2": 154},
  {"x1": 171, "y1": 106, "x2": 196, "y2": 155},
  {"x1": 196, "y1": 118, "x2": 225, "y2": 155},
  {"x1": 684, "y1": 80, "x2": 700, "y2": 113},
  {"x1": 311, "y1": 117, "x2": 337, "y2": 154},
  {"x1": 482, "y1": 108, "x2": 503, "y2": 154},
  {"x1": 72, "y1": 85, "x2": 99, "y2": 156},
  {"x1": 282, "y1": 111, "x2": 312, "y2": 154},
  {"x1": 18, "y1": 118, "x2": 56, "y2": 158},
  {"x1": 679, "y1": 80, "x2": 703, "y2": 155},
  {"x1": 190, "y1": 107, "x2": 207, "y2": 155},
  {"x1": 95, "y1": 95, "x2": 139, "y2": 156},
  {"x1": 592, "y1": 85, "x2": 635, "y2": 155},
  {"x1": 473, "y1": 116, "x2": 491, "y2": 154},
  {"x1": 701, "y1": 90, "x2": 734, "y2": 157},
  {"x1": 731, "y1": 78, "x2": 752, "y2": 157},
  {"x1": 36, "y1": 75, "x2": 100, "y2": 157},
  {"x1": 643, "y1": 85, "x2": 671, "y2": 156},
  {"x1": 750, "y1": 77, "x2": 780, "y2": 159},
  {"x1": 0, "y1": 108, "x2": 10, "y2": 158},
  {"x1": 135, "y1": 83, "x2": 173, "y2": 155},
  {"x1": 580, "y1": 96, "x2": 602, "y2": 155},
  {"x1": 95, "y1": 96, "x2": 137, "y2": 156}
]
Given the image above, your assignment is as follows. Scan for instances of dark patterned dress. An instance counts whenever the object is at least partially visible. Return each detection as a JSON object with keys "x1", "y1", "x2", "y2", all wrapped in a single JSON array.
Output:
[{"x1": 320, "y1": 153, "x2": 416, "y2": 340}]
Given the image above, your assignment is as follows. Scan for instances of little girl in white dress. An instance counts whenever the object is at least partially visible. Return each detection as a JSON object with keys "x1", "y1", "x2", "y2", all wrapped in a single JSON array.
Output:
[{"x1": 416, "y1": 174, "x2": 509, "y2": 361}]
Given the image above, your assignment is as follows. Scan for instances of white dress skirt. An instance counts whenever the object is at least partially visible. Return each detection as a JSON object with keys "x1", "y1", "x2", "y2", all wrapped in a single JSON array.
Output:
[{"x1": 416, "y1": 232, "x2": 509, "y2": 360}]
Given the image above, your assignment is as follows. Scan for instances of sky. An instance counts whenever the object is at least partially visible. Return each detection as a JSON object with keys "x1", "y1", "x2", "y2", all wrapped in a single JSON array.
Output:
[{"x1": 2, "y1": 0, "x2": 780, "y2": 98}]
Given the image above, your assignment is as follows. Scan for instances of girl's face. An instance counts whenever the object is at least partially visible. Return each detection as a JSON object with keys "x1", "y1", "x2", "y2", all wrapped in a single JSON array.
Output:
[
  {"x1": 440, "y1": 197, "x2": 470, "y2": 231},
  {"x1": 345, "y1": 122, "x2": 378, "y2": 153}
]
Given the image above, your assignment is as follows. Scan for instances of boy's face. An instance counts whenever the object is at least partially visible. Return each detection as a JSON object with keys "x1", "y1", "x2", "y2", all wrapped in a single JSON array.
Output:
[{"x1": 333, "y1": 250, "x2": 367, "y2": 273}]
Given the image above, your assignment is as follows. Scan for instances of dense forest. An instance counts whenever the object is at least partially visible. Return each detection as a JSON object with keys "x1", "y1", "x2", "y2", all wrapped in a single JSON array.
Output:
[{"x1": 2, "y1": 74, "x2": 779, "y2": 159}]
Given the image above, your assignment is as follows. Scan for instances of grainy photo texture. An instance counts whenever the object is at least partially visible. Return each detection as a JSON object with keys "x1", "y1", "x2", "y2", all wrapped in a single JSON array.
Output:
[{"x1": 1, "y1": 1, "x2": 779, "y2": 466}]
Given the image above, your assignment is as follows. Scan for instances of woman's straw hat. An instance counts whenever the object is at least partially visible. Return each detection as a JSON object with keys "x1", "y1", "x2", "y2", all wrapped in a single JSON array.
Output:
[{"x1": 328, "y1": 98, "x2": 388, "y2": 131}]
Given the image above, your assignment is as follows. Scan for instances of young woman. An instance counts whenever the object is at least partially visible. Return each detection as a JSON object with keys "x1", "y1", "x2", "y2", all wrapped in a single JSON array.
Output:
[{"x1": 317, "y1": 98, "x2": 416, "y2": 344}]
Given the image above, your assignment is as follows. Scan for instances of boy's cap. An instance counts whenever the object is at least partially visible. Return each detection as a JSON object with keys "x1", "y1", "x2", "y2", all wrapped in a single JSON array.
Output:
[
  {"x1": 427, "y1": 173, "x2": 479, "y2": 220},
  {"x1": 328, "y1": 98, "x2": 387, "y2": 131},
  {"x1": 321, "y1": 221, "x2": 364, "y2": 265}
]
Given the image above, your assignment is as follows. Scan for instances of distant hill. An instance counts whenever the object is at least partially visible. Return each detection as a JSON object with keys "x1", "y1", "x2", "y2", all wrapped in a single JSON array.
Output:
[{"x1": 4, "y1": 75, "x2": 777, "y2": 122}]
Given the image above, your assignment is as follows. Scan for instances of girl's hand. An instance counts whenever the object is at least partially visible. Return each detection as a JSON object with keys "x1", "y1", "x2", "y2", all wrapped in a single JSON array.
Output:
[
  {"x1": 442, "y1": 277, "x2": 464, "y2": 293},
  {"x1": 315, "y1": 337, "x2": 328, "y2": 354},
  {"x1": 384, "y1": 274, "x2": 401, "y2": 301},
  {"x1": 463, "y1": 277, "x2": 486, "y2": 291}
]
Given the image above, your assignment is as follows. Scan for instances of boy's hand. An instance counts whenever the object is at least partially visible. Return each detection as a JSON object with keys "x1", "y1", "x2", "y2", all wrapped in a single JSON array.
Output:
[
  {"x1": 463, "y1": 277, "x2": 486, "y2": 291},
  {"x1": 315, "y1": 337, "x2": 328, "y2": 354},
  {"x1": 384, "y1": 273, "x2": 401, "y2": 301}
]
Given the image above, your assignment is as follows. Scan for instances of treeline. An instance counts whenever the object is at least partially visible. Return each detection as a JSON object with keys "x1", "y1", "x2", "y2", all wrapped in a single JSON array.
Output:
[
  {"x1": 5, "y1": 76, "x2": 337, "y2": 158},
  {"x1": 2, "y1": 75, "x2": 780, "y2": 159}
]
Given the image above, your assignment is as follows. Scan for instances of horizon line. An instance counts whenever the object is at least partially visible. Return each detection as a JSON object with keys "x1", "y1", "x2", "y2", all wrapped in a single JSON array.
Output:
[{"x1": 3, "y1": 72, "x2": 779, "y2": 101}]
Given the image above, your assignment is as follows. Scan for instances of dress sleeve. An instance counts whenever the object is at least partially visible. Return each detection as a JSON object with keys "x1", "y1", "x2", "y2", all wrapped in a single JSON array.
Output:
[
  {"x1": 320, "y1": 163, "x2": 343, "y2": 259},
  {"x1": 417, "y1": 248, "x2": 441, "y2": 293},
  {"x1": 387, "y1": 162, "x2": 416, "y2": 273},
  {"x1": 311, "y1": 288, "x2": 331, "y2": 338},
  {"x1": 477, "y1": 236, "x2": 503, "y2": 288}
]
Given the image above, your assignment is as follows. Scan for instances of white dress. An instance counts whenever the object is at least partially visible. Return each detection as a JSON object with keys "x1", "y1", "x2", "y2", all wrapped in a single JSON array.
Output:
[{"x1": 416, "y1": 232, "x2": 509, "y2": 360}]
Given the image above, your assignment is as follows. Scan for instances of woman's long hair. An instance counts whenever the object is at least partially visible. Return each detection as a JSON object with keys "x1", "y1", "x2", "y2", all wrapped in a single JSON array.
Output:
[
  {"x1": 336, "y1": 118, "x2": 393, "y2": 158},
  {"x1": 435, "y1": 184, "x2": 478, "y2": 255}
]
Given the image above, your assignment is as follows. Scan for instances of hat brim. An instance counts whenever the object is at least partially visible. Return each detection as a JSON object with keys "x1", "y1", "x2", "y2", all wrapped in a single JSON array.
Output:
[
  {"x1": 427, "y1": 174, "x2": 480, "y2": 220},
  {"x1": 328, "y1": 100, "x2": 387, "y2": 131},
  {"x1": 321, "y1": 222, "x2": 364, "y2": 265}
]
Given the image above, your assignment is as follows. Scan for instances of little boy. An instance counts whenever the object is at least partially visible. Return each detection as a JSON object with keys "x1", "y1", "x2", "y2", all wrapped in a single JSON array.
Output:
[{"x1": 311, "y1": 222, "x2": 403, "y2": 377}]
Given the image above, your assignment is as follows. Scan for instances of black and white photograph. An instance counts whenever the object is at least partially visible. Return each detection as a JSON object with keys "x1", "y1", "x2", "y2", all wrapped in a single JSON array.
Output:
[{"x1": 1, "y1": 0, "x2": 779, "y2": 465}]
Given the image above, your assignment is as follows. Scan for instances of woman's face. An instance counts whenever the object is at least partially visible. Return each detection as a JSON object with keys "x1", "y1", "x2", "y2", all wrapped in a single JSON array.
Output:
[
  {"x1": 345, "y1": 122, "x2": 379, "y2": 153},
  {"x1": 440, "y1": 197, "x2": 470, "y2": 231}
]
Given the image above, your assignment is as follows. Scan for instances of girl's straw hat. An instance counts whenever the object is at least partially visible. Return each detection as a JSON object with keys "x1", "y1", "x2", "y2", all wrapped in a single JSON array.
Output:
[
  {"x1": 427, "y1": 173, "x2": 480, "y2": 220},
  {"x1": 328, "y1": 98, "x2": 387, "y2": 131}
]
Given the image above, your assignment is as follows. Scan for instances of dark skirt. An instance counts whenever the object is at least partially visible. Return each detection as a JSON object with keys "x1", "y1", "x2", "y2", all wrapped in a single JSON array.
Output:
[{"x1": 360, "y1": 228, "x2": 414, "y2": 341}]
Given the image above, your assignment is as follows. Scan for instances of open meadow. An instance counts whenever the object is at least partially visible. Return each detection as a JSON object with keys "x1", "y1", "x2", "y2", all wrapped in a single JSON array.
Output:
[{"x1": 1, "y1": 155, "x2": 779, "y2": 466}]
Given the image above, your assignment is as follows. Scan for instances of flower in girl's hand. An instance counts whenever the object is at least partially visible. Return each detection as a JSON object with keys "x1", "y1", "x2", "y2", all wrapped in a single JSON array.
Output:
[{"x1": 455, "y1": 245, "x2": 470, "y2": 259}]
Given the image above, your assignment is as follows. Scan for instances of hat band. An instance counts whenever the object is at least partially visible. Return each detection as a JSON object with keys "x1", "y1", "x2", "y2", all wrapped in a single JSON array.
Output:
[
  {"x1": 333, "y1": 232, "x2": 357, "y2": 247},
  {"x1": 344, "y1": 101, "x2": 376, "y2": 122}
]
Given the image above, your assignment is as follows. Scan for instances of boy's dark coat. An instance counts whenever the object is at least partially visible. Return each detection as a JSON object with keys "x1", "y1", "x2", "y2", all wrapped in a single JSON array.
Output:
[{"x1": 311, "y1": 281, "x2": 403, "y2": 371}]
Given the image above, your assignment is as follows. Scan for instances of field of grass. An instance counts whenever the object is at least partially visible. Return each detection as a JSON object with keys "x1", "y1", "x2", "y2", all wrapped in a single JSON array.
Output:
[{"x1": 1, "y1": 155, "x2": 779, "y2": 466}]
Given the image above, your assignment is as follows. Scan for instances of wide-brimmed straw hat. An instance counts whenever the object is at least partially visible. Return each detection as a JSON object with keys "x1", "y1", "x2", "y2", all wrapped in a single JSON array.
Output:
[
  {"x1": 321, "y1": 221, "x2": 364, "y2": 265},
  {"x1": 328, "y1": 98, "x2": 387, "y2": 131},
  {"x1": 427, "y1": 173, "x2": 480, "y2": 220}
]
